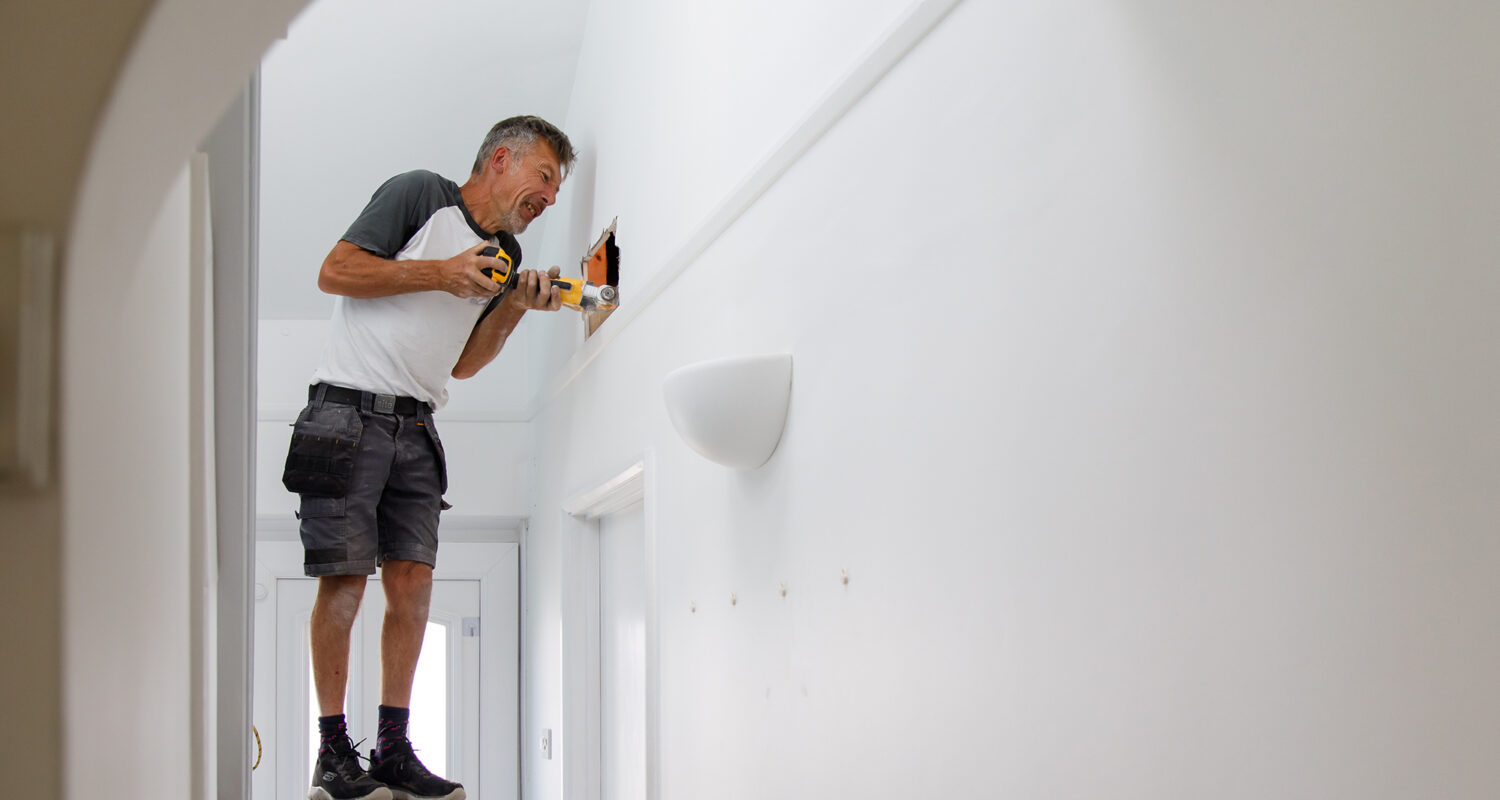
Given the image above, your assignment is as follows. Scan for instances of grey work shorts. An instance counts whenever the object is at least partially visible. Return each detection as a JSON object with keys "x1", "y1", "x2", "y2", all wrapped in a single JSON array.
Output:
[{"x1": 287, "y1": 389, "x2": 449, "y2": 577}]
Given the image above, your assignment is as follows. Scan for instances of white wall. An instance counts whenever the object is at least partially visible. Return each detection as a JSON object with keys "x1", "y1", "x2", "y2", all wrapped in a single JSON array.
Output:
[
  {"x1": 526, "y1": 0, "x2": 915, "y2": 388},
  {"x1": 61, "y1": 0, "x2": 310, "y2": 796},
  {"x1": 521, "y1": 1, "x2": 1500, "y2": 798},
  {"x1": 63, "y1": 164, "x2": 193, "y2": 797}
]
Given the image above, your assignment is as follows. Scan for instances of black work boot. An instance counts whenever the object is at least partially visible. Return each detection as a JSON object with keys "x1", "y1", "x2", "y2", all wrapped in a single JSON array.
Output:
[
  {"x1": 309, "y1": 735, "x2": 393, "y2": 800},
  {"x1": 367, "y1": 739, "x2": 465, "y2": 800}
]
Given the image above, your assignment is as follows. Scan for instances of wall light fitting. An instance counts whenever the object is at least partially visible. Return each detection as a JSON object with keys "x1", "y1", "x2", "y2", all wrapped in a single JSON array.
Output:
[{"x1": 662, "y1": 354, "x2": 793, "y2": 469}]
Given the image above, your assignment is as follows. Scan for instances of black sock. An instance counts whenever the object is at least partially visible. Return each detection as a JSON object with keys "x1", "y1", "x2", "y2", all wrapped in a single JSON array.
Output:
[
  {"x1": 376, "y1": 705, "x2": 410, "y2": 757},
  {"x1": 317, "y1": 714, "x2": 348, "y2": 755}
]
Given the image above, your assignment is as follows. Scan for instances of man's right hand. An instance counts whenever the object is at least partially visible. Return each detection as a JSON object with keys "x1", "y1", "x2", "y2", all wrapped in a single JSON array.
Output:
[{"x1": 439, "y1": 243, "x2": 506, "y2": 299}]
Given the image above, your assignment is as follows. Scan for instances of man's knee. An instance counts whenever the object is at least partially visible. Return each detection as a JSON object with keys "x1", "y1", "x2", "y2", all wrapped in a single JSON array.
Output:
[
  {"x1": 313, "y1": 575, "x2": 367, "y2": 628},
  {"x1": 381, "y1": 560, "x2": 433, "y2": 616}
]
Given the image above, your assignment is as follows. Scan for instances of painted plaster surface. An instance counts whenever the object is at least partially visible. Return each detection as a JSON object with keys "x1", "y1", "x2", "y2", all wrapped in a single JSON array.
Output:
[{"x1": 522, "y1": 2, "x2": 1500, "y2": 798}]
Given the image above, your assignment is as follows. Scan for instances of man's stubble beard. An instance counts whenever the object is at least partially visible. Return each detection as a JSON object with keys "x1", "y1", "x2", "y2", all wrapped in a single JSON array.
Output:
[
  {"x1": 495, "y1": 154, "x2": 533, "y2": 234},
  {"x1": 497, "y1": 206, "x2": 529, "y2": 234}
]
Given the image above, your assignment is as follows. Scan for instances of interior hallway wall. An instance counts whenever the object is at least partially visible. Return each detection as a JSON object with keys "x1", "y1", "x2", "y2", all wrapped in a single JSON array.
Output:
[
  {"x1": 61, "y1": 0, "x2": 311, "y2": 796},
  {"x1": 0, "y1": 1, "x2": 156, "y2": 794},
  {"x1": 67, "y1": 162, "x2": 196, "y2": 798},
  {"x1": 526, "y1": 0, "x2": 915, "y2": 384},
  {"x1": 0, "y1": 487, "x2": 61, "y2": 795},
  {"x1": 522, "y1": 1, "x2": 1500, "y2": 798}
]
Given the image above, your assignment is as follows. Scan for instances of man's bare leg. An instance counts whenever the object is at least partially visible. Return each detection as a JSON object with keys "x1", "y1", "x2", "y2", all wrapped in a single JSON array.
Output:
[
  {"x1": 368, "y1": 560, "x2": 464, "y2": 796},
  {"x1": 309, "y1": 574, "x2": 391, "y2": 800},
  {"x1": 311, "y1": 575, "x2": 368, "y2": 715},
  {"x1": 379, "y1": 560, "x2": 433, "y2": 707}
]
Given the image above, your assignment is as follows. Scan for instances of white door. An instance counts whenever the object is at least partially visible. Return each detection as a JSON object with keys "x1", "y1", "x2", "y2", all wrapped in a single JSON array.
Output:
[
  {"x1": 271, "y1": 578, "x2": 480, "y2": 800},
  {"x1": 600, "y1": 502, "x2": 647, "y2": 800}
]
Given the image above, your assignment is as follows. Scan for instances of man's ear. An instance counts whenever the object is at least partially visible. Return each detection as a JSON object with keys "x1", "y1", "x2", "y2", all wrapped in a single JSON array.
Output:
[{"x1": 488, "y1": 145, "x2": 511, "y2": 174}]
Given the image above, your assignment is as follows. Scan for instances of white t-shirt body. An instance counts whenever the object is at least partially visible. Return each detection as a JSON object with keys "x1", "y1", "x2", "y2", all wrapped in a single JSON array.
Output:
[{"x1": 310, "y1": 170, "x2": 521, "y2": 410}]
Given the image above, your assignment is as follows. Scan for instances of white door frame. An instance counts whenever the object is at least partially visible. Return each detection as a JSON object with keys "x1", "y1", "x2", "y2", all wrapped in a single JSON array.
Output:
[
  {"x1": 559, "y1": 452, "x2": 660, "y2": 800},
  {"x1": 255, "y1": 536, "x2": 522, "y2": 800},
  {"x1": 203, "y1": 75, "x2": 260, "y2": 800}
]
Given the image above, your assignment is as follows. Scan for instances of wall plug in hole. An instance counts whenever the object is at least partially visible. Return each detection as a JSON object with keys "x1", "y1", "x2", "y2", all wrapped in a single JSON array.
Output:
[
  {"x1": 689, "y1": 601, "x2": 697, "y2": 614},
  {"x1": 841, "y1": 568, "x2": 849, "y2": 586},
  {"x1": 778, "y1": 581, "x2": 788, "y2": 598},
  {"x1": 730, "y1": 593, "x2": 737, "y2": 606}
]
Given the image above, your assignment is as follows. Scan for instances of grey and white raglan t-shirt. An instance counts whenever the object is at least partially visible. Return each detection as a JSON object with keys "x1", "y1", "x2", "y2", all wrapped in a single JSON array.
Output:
[{"x1": 310, "y1": 170, "x2": 522, "y2": 411}]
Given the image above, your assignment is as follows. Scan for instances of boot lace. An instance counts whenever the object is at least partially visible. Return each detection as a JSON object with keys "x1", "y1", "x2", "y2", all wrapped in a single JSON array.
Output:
[
  {"x1": 326, "y1": 735, "x2": 374, "y2": 780},
  {"x1": 384, "y1": 739, "x2": 443, "y2": 782}
]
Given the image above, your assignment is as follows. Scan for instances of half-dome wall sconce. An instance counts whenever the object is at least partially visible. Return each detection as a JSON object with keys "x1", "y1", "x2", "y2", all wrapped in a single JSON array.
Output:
[{"x1": 662, "y1": 354, "x2": 793, "y2": 469}]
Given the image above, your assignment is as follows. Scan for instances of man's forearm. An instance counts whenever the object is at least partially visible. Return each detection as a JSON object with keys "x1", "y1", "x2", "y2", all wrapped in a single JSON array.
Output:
[
  {"x1": 450, "y1": 266, "x2": 563, "y2": 378},
  {"x1": 319, "y1": 240, "x2": 503, "y2": 300},
  {"x1": 452, "y1": 303, "x2": 527, "y2": 379},
  {"x1": 319, "y1": 241, "x2": 448, "y2": 297}
]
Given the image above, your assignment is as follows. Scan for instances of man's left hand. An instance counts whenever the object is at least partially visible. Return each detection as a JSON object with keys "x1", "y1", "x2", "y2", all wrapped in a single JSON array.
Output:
[{"x1": 505, "y1": 267, "x2": 563, "y2": 312}]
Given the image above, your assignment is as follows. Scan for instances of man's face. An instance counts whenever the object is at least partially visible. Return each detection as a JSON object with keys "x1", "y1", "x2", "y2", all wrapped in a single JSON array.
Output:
[{"x1": 492, "y1": 141, "x2": 562, "y2": 233}]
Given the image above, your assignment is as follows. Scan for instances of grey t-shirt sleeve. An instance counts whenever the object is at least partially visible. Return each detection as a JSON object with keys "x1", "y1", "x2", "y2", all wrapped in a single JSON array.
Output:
[{"x1": 340, "y1": 170, "x2": 450, "y2": 258}]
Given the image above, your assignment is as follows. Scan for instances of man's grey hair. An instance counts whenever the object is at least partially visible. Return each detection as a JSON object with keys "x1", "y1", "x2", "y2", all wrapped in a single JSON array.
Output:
[{"x1": 471, "y1": 115, "x2": 577, "y2": 176}]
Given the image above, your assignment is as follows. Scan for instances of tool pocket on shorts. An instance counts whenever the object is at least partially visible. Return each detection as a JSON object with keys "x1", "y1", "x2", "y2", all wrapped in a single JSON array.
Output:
[
  {"x1": 417, "y1": 411, "x2": 449, "y2": 496},
  {"x1": 297, "y1": 495, "x2": 347, "y2": 520},
  {"x1": 281, "y1": 403, "x2": 364, "y2": 497}
]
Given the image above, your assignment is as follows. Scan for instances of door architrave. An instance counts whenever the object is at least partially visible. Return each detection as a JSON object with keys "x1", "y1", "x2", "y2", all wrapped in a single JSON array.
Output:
[{"x1": 559, "y1": 451, "x2": 660, "y2": 800}]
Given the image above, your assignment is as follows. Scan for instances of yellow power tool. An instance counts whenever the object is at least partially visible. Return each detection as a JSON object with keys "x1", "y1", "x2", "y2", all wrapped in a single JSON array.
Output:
[{"x1": 479, "y1": 245, "x2": 618, "y2": 312}]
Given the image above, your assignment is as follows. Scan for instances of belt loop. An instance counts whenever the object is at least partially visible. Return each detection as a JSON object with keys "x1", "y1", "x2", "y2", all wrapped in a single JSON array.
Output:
[{"x1": 313, "y1": 383, "x2": 329, "y2": 408}]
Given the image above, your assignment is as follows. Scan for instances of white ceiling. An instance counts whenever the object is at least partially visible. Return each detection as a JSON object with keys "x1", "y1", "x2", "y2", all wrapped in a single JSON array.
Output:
[{"x1": 256, "y1": 0, "x2": 593, "y2": 320}]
